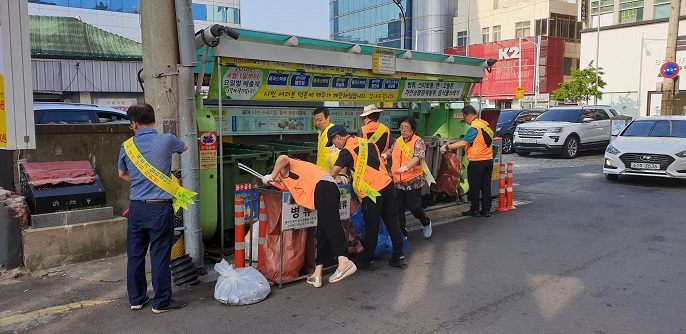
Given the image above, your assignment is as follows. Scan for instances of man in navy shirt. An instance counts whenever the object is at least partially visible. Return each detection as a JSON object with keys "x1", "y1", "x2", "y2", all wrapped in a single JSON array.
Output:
[{"x1": 118, "y1": 103, "x2": 187, "y2": 313}]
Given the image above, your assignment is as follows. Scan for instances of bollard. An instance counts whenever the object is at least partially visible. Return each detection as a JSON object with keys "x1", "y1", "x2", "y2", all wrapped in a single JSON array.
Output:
[
  {"x1": 234, "y1": 198, "x2": 245, "y2": 268},
  {"x1": 506, "y1": 162, "x2": 516, "y2": 210},
  {"x1": 495, "y1": 163, "x2": 508, "y2": 212},
  {"x1": 257, "y1": 196, "x2": 267, "y2": 271}
]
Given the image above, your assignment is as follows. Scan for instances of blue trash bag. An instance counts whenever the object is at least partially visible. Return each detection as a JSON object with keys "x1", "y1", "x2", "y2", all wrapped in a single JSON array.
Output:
[
  {"x1": 350, "y1": 204, "x2": 410, "y2": 255},
  {"x1": 350, "y1": 205, "x2": 365, "y2": 236}
]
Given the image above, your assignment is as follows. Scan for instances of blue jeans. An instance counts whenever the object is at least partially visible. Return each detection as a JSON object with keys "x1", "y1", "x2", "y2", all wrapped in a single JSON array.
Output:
[{"x1": 127, "y1": 201, "x2": 174, "y2": 308}]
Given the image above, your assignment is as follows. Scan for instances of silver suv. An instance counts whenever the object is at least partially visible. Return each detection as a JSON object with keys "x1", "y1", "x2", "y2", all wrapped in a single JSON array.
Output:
[
  {"x1": 34, "y1": 102, "x2": 128, "y2": 124},
  {"x1": 513, "y1": 105, "x2": 618, "y2": 158}
]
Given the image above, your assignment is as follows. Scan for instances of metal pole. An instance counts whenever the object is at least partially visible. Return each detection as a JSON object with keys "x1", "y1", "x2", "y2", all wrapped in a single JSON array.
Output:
[
  {"x1": 175, "y1": 0, "x2": 202, "y2": 267},
  {"x1": 393, "y1": 0, "x2": 406, "y2": 49},
  {"x1": 638, "y1": 35, "x2": 644, "y2": 117},
  {"x1": 518, "y1": 38, "x2": 522, "y2": 108},
  {"x1": 594, "y1": 17, "x2": 600, "y2": 105},
  {"x1": 415, "y1": 29, "x2": 419, "y2": 51},
  {"x1": 466, "y1": 0, "x2": 470, "y2": 56},
  {"x1": 218, "y1": 58, "x2": 225, "y2": 258},
  {"x1": 534, "y1": 36, "x2": 540, "y2": 108},
  {"x1": 660, "y1": 0, "x2": 681, "y2": 115}
]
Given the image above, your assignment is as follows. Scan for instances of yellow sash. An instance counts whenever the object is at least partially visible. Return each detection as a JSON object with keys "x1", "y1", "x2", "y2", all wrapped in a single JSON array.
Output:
[
  {"x1": 352, "y1": 138, "x2": 381, "y2": 202},
  {"x1": 471, "y1": 119, "x2": 494, "y2": 141},
  {"x1": 396, "y1": 137, "x2": 435, "y2": 185},
  {"x1": 369, "y1": 123, "x2": 388, "y2": 144},
  {"x1": 124, "y1": 137, "x2": 198, "y2": 213},
  {"x1": 317, "y1": 123, "x2": 337, "y2": 171}
]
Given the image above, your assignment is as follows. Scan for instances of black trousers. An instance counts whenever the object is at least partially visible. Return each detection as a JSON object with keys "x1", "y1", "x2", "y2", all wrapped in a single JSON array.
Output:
[
  {"x1": 466, "y1": 159, "x2": 494, "y2": 212},
  {"x1": 360, "y1": 183, "x2": 404, "y2": 263},
  {"x1": 396, "y1": 187, "x2": 430, "y2": 235},
  {"x1": 313, "y1": 180, "x2": 348, "y2": 266}
]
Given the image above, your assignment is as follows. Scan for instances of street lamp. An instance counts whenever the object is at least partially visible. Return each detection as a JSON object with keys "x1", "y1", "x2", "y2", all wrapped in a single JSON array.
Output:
[
  {"x1": 594, "y1": 16, "x2": 600, "y2": 104},
  {"x1": 638, "y1": 36, "x2": 666, "y2": 116},
  {"x1": 393, "y1": 0, "x2": 406, "y2": 49},
  {"x1": 415, "y1": 28, "x2": 444, "y2": 52}
]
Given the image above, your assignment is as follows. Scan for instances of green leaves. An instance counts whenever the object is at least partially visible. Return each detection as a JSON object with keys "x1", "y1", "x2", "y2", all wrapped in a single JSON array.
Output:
[{"x1": 551, "y1": 61, "x2": 607, "y2": 104}]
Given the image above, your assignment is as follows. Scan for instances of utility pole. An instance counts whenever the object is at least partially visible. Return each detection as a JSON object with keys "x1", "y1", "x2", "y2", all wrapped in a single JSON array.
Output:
[
  {"x1": 140, "y1": 0, "x2": 180, "y2": 166},
  {"x1": 660, "y1": 0, "x2": 682, "y2": 115}
]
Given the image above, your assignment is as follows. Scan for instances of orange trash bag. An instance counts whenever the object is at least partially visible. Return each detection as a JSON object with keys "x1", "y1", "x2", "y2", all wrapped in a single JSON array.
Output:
[
  {"x1": 433, "y1": 151, "x2": 463, "y2": 197},
  {"x1": 260, "y1": 192, "x2": 308, "y2": 282}
]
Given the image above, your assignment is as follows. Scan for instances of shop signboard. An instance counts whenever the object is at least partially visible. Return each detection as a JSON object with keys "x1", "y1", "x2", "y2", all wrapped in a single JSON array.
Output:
[
  {"x1": 210, "y1": 106, "x2": 313, "y2": 136},
  {"x1": 208, "y1": 58, "x2": 476, "y2": 102},
  {"x1": 281, "y1": 184, "x2": 352, "y2": 231}
]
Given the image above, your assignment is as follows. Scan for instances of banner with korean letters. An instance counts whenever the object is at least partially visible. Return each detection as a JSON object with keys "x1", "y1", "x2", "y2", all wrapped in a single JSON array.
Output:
[{"x1": 281, "y1": 184, "x2": 352, "y2": 231}]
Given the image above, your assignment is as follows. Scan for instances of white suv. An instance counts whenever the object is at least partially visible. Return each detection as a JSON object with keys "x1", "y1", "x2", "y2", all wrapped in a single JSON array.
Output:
[{"x1": 513, "y1": 106, "x2": 618, "y2": 158}]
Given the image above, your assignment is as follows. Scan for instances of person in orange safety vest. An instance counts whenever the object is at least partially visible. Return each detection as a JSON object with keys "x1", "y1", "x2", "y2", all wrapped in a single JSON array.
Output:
[
  {"x1": 262, "y1": 155, "x2": 357, "y2": 288},
  {"x1": 439, "y1": 105, "x2": 495, "y2": 217},
  {"x1": 327, "y1": 124, "x2": 407, "y2": 271},
  {"x1": 390, "y1": 116, "x2": 433, "y2": 239},
  {"x1": 358, "y1": 104, "x2": 392, "y2": 158}
]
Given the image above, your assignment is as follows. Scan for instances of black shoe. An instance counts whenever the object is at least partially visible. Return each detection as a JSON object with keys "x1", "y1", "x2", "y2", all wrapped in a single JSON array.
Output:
[
  {"x1": 401, "y1": 228, "x2": 408, "y2": 237},
  {"x1": 388, "y1": 255, "x2": 407, "y2": 268},
  {"x1": 462, "y1": 210, "x2": 479, "y2": 217},
  {"x1": 354, "y1": 260, "x2": 376, "y2": 271},
  {"x1": 152, "y1": 299, "x2": 186, "y2": 314},
  {"x1": 480, "y1": 211, "x2": 491, "y2": 217}
]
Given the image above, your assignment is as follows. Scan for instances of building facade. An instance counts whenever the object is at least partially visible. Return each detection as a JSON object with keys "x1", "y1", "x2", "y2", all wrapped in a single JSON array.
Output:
[
  {"x1": 581, "y1": 1, "x2": 686, "y2": 118},
  {"x1": 27, "y1": 0, "x2": 241, "y2": 42},
  {"x1": 329, "y1": 0, "x2": 455, "y2": 53}
]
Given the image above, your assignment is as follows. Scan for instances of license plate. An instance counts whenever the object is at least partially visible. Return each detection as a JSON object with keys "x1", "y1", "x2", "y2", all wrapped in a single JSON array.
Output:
[
  {"x1": 522, "y1": 139, "x2": 537, "y2": 144},
  {"x1": 631, "y1": 162, "x2": 660, "y2": 170}
]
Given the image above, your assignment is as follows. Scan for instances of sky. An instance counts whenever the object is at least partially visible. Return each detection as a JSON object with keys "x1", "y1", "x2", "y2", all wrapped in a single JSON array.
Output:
[{"x1": 240, "y1": 0, "x2": 330, "y2": 39}]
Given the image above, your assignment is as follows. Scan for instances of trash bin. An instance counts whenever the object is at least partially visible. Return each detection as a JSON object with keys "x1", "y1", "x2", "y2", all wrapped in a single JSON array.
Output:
[
  {"x1": 266, "y1": 142, "x2": 318, "y2": 164},
  {"x1": 221, "y1": 145, "x2": 271, "y2": 229},
  {"x1": 421, "y1": 136, "x2": 440, "y2": 197}
]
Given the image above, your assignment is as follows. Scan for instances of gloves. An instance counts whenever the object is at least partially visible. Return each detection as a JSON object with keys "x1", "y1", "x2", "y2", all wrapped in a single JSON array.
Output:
[
  {"x1": 395, "y1": 166, "x2": 409, "y2": 174},
  {"x1": 439, "y1": 145, "x2": 448, "y2": 154},
  {"x1": 261, "y1": 174, "x2": 273, "y2": 185},
  {"x1": 336, "y1": 175, "x2": 350, "y2": 184},
  {"x1": 380, "y1": 152, "x2": 388, "y2": 164}
]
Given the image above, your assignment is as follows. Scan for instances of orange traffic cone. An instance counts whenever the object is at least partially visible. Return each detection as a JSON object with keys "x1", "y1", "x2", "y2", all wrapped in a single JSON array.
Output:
[
  {"x1": 234, "y1": 198, "x2": 245, "y2": 268},
  {"x1": 495, "y1": 162, "x2": 508, "y2": 212},
  {"x1": 257, "y1": 196, "x2": 267, "y2": 271},
  {"x1": 506, "y1": 162, "x2": 516, "y2": 210}
]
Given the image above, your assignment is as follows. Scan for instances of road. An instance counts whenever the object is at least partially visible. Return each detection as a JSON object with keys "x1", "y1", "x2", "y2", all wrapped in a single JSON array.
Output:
[{"x1": 2, "y1": 152, "x2": 685, "y2": 333}]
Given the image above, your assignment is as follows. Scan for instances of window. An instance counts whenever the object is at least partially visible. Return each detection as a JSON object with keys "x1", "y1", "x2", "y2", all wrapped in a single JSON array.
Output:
[
  {"x1": 563, "y1": 57, "x2": 577, "y2": 76},
  {"x1": 591, "y1": 0, "x2": 614, "y2": 15},
  {"x1": 493, "y1": 0, "x2": 500, "y2": 9},
  {"x1": 655, "y1": 0, "x2": 670, "y2": 19},
  {"x1": 549, "y1": 13, "x2": 582, "y2": 41},
  {"x1": 515, "y1": 21, "x2": 530, "y2": 39},
  {"x1": 97, "y1": 111, "x2": 128, "y2": 123},
  {"x1": 535, "y1": 19, "x2": 548, "y2": 36},
  {"x1": 457, "y1": 31, "x2": 468, "y2": 47},
  {"x1": 40, "y1": 110, "x2": 92, "y2": 124},
  {"x1": 482, "y1": 27, "x2": 489, "y2": 43},
  {"x1": 619, "y1": 0, "x2": 643, "y2": 23},
  {"x1": 493, "y1": 25, "x2": 501, "y2": 42}
]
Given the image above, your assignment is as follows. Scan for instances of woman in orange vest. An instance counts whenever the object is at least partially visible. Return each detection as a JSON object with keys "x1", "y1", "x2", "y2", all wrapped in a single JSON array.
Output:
[
  {"x1": 390, "y1": 116, "x2": 432, "y2": 239},
  {"x1": 440, "y1": 105, "x2": 494, "y2": 217},
  {"x1": 327, "y1": 124, "x2": 407, "y2": 271},
  {"x1": 262, "y1": 155, "x2": 357, "y2": 288}
]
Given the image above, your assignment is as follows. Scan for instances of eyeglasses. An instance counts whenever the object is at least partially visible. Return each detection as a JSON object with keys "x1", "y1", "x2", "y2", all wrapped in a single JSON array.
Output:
[{"x1": 399, "y1": 126, "x2": 412, "y2": 131}]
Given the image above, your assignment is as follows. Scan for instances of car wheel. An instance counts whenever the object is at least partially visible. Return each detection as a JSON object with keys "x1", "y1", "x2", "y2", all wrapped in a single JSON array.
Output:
[
  {"x1": 561, "y1": 136, "x2": 579, "y2": 159},
  {"x1": 605, "y1": 174, "x2": 618, "y2": 181},
  {"x1": 502, "y1": 134, "x2": 514, "y2": 154},
  {"x1": 516, "y1": 151, "x2": 530, "y2": 156}
]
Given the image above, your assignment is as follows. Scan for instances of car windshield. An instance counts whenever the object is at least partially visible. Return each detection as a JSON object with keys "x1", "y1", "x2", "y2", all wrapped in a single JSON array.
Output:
[
  {"x1": 621, "y1": 120, "x2": 686, "y2": 138},
  {"x1": 534, "y1": 109, "x2": 582, "y2": 122},
  {"x1": 497, "y1": 111, "x2": 519, "y2": 124}
]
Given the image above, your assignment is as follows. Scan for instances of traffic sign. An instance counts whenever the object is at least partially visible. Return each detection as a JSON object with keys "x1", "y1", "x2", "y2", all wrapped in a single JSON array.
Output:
[
  {"x1": 660, "y1": 61, "x2": 680, "y2": 79},
  {"x1": 515, "y1": 87, "x2": 525, "y2": 99}
]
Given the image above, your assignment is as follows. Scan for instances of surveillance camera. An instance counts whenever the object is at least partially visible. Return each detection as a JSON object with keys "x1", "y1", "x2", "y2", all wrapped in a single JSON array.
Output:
[
  {"x1": 486, "y1": 58, "x2": 497, "y2": 67},
  {"x1": 194, "y1": 24, "x2": 240, "y2": 50}
]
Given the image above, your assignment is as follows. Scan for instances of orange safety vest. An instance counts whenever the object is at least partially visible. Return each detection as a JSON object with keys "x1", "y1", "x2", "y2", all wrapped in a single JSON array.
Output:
[
  {"x1": 466, "y1": 119, "x2": 494, "y2": 162},
  {"x1": 343, "y1": 138, "x2": 391, "y2": 198},
  {"x1": 391, "y1": 134, "x2": 424, "y2": 184},
  {"x1": 360, "y1": 122, "x2": 391, "y2": 154},
  {"x1": 278, "y1": 158, "x2": 328, "y2": 210}
]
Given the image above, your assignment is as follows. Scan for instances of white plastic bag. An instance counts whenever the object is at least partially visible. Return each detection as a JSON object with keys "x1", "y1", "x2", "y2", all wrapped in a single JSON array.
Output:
[
  {"x1": 214, "y1": 259, "x2": 271, "y2": 305},
  {"x1": 244, "y1": 223, "x2": 260, "y2": 261}
]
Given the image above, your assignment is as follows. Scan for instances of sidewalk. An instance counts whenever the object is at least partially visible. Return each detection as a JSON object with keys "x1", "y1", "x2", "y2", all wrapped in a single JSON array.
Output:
[{"x1": 0, "y1": 198, "x2": 527, "y2": 332}]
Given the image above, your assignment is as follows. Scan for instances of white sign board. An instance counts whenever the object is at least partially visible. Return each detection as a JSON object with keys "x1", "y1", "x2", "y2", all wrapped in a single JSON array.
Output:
[
  {"x1": 372, "y1": 48, "x2": 396, "y2": 75},
  {"x1": 281, "y1": 184, "x2": 352, "y2": 231},
  {"x1": 0, "y1": 1, "x2": 34, "y2": 150},
  {"x1": 611, "y1": 119, "x2": 630, "y2": 136}
]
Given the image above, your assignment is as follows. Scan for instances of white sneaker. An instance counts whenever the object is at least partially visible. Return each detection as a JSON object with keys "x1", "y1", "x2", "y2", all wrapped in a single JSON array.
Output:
[{"x1": 423, "y1": 222, "x2": 432, "y2": 239}]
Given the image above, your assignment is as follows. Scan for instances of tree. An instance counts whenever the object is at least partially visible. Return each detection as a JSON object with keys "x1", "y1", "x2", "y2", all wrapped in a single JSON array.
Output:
[{"x1": 551, "y1": 61, "x2": 606, "y2": 104}]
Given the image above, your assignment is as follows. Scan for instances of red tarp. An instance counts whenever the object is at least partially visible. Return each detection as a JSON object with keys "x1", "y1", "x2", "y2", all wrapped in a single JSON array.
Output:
[{"x1": 22, "y1": 161, "x2": 95, "y2": 187}]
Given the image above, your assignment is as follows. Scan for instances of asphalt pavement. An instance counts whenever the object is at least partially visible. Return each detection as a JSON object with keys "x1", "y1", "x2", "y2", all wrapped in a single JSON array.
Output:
[{"x1": 2, "y1": 151, "x2": 686, "y2": 334}]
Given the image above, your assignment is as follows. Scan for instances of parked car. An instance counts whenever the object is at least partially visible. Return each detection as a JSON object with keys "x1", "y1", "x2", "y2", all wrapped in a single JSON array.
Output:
[
  {"x1": 34, "y1": 102, "x2": 128, "y2": 124},
  {"x1": 496, "y1": 108, "x2": 545, "y2": 154},
  {"x1": 514, "y1": 105, "x2": 618, "y2": 158},
  {"x1": 604, "y1": 116, "x2": 686, "y2": 180}
]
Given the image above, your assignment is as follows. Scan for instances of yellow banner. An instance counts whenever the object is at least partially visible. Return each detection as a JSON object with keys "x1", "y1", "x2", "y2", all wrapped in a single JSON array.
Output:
[
  {"x1": 352, "y1": 138, "x2": 381, "y2": 202},
  {"x1": 0, "y1": 75, "x2": 6, "y2": 148},
  {"x1": 124, "y1": 138, "x2": 198, "y2": 213}
]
